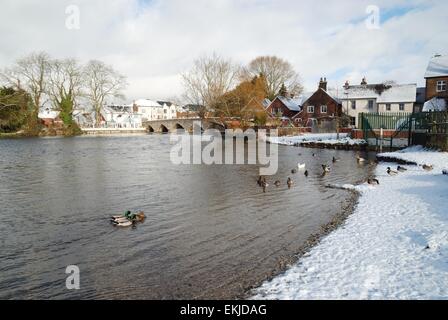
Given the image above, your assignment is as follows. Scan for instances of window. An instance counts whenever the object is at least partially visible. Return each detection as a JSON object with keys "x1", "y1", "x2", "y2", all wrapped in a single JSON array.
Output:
[
  {"x1": 368, "y1": 100, "x2": 374, "y2": 110},
  {"x1": 320, "y1": 105, "x2": 328, "y2": 113},
  {"x1": 437, "y1": 81, "x2": 447, "y2": 92},
  {"x1": 399, "y1": 103, "x2": 405, "y2": 111},
  {"x1": 350, "y1": 117, "x2": 356, "y2": 126},
  {"x1": 351, "y1": 100, "x2": 356, "y2": 110},
  {"x1": 386, "y1": 104, "x2": 391, "y2": 111},
  {"x1": 307, "y1": 106, "x2": 315, "y2": 113}
]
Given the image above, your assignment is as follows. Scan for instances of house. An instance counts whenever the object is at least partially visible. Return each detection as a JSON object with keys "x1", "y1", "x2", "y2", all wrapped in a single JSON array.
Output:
[
  {"x1": 72, "y1": 109, "x2": 95, "y2": 128},
  {"x1": 340, "y1": 78, "x2": 417, "y2": 127},
  {"x1": 132, "y1": 99, "x2": 178, "y2": 121},
  {"x1": 101, "y1": 104, "x2": 142, "y2": 128},
  {"x1": 292, "y1": 78, "x2": 342, "y2": 127},
  {"x1": 38, "y1": 107, "x2": 62, "y2": 127},
  {"x1": 265, "y1": 95, "x2": 308, "y2": 119},
  {"x1": 423, "y1": 54, "x2": 448, "y2": 109}
]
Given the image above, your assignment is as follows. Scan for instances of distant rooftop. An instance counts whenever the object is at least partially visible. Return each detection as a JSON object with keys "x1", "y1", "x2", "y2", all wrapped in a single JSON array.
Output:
[
  {"x1": 424, "y1": 55, "x2": 448, "y2": 78},
  {"x1": 342, "y1": 83, "x2": 417, "y2": 103}
]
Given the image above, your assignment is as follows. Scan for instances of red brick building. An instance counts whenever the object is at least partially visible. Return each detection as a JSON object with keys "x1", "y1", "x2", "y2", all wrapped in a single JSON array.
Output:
[
  {"x1": 292, "y1": 78, "x2": 342, "y2": 127},
  {"x1": 265, "y1": 96, "x2": 303, "y2": 119}
]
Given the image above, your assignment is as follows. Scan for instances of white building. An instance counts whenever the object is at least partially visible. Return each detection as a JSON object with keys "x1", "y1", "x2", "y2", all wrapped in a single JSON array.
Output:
[
  {"x1": 340, "y1": 79, "x2": 417, "y2": 127},
  {"x1": 100, "y1": 104, "x2": 142, "y2": 128},
  {"x1": 132, "y1": 99, "x2": 178, "y2": 121}
]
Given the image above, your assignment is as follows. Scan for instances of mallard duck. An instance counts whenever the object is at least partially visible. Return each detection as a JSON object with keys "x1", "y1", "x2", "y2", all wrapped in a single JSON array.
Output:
[
  {"x1": 322, "y1": 164, "x2": 330, "y2": 173},
  {"x1": 304, "y1": 170, "x2": 309, "y2": 177},
  {"x1": 287, "y1": 177, "x2": 293, "y2": 189},
  {"x1": 261, "y1": 179, "x2": 269, "y2": 193},
  {"x1": 367, "y1": 178, "x2": 380, "y2": 185},
  {"x1": 387, "y1": 167, "x2": 398, "y2": 176},
  {"x1": 397, "y1": 166, "x2": 407, "y2": 172},
  {"x1": 274, "y1": 180, "x2": 281, "y2": 187},
  {"x1": 332, "y1": 157, "x2": 340, "y2": 163},
  {"x1": 422, "y1": 164, "x2": 434, "y2": 172},
  {"x1": 291, "y1": 169, "x2": 297, "y2": 174},
  {"x1": 442, "y1": 169, "x2": 447, "y2": 175}
]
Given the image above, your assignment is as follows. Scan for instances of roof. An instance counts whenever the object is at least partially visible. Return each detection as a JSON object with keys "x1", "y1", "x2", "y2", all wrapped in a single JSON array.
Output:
[
  {"x1": 422, "y1": 97, "x2": 447, "y2": 112},
  {"x1": 424, "y1": 55, "x2": 448, "y2": 78},
  {"x1": 157, "y1": 101, "x2": 174, "y2": 107},
  {"x1": 38, "y1": 108, "x2": 60, "y2": 120},
  {"x1": 276, "y1": 94, "x2": 312, "y2": 111},
  {"x1": 342, "y1": 83, "x2": 417, "y2": 103},
  {"x1": 133, "y1": 99, "x2": 162, "y2": 107},
  {"x1": 262, "y1": 98, "x2": 271, "y2": 108}
]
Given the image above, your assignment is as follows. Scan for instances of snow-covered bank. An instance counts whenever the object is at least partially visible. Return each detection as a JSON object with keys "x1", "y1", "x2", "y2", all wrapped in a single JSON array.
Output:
[
  {"x1": 253, "y1": 147, "x2": 448, "y2": 300},
  {"x1": 269, "y1": 133, "x2": 348, "y2": 145}
]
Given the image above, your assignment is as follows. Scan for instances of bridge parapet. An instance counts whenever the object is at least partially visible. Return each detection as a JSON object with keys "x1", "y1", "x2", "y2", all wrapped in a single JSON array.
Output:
[{"x1": 142, "y1": 118, "x2": 225, "y2": 133}]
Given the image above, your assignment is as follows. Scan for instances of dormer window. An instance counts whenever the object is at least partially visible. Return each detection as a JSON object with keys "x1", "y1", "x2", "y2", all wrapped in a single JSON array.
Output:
[{"x1": 437, "y1": 80, "x2": 447, "y2": 92}]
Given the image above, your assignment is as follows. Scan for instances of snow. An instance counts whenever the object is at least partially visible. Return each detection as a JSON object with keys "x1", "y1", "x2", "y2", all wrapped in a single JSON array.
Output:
[
  {"x1": 425, "y1": 55, "x2": 448, "y2": 78},
  {"x1": 252, "y1": 147, "x2": 448, "y2": 300},
  {"x1": 423, "y1": 97, "x2": 447, "y2": 112},
  {"x1": 133, "y1": 99, "x2": 162, "y2": 108},
  {"x1": 268, "y1": 133, "x2": 367, "y2": 146},
  {"x1": 38, "y1": 108, "x2": 60, "y2": 120},
  {"x1": 342, "y1": 84, "x2": 417, "y2": 103}
]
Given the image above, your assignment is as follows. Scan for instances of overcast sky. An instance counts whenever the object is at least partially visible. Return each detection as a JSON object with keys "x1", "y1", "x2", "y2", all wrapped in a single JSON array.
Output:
[{"x1": 1, "y1": 0, "x2": 447, "y2": 103}]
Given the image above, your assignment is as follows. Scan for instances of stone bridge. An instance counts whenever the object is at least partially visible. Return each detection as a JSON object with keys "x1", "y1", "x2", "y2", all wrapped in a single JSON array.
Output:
[{"x1": 142, "y1": 118, "x2": 226, "y2": 133}]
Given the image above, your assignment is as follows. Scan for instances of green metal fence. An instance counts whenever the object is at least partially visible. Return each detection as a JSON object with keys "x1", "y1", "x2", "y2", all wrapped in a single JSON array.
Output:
[{"x1": 358, "y1": 112, "x2": 412, "y2": 130}]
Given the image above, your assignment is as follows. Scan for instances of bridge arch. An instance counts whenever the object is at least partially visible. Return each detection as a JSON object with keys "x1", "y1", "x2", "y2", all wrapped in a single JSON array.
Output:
[
  {"x1": 175, "y1": 123, "x2": 185, "y2": 130},
  {"x1": 160, "y1": 124, "x2": 169, "y2": 133},
  {"x1": 147, "y1": 125, "x2": 155, "y2": 133}
]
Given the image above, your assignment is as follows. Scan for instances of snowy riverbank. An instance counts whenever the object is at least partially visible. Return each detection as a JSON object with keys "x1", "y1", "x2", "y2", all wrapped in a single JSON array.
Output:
[
  {"x1": 253, "y1": 146, "x2": 448, "y2": 300},
  {"x1": 269, "y1": 133, "x2": 366, "y2": 147}
]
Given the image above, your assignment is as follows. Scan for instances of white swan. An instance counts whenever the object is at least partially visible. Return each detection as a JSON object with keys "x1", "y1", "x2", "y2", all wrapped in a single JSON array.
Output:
[{"x1": 297, "y1": 163, "x2": 306, "y2": 170}]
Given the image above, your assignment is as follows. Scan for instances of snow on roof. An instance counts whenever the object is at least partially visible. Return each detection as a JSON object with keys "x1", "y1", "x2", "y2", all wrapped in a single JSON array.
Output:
[
  {"x1": 262, "y1": 98, "x2": 271, "y2": 108},
  {"x1": 38, "y1": 108, "x2": 60, "y2": 120},
  {"x1": 133, "y1": 99, "x2": 162, "y2": 107},
  {"x1": 422, "y1": 97, "x2": 447, "y2": 112},
  {"x1": 342, "y1": 83, "x2": 417, "y2": 103},
  {"x1": 424, "y1": 55, "x2": 448, "y2": 78},
  {"x1": 276, "y1": 94, "x2": 312, "y2": 111}
]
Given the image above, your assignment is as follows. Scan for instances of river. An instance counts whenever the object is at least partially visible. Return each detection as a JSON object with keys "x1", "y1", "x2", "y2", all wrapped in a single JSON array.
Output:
[{"x1": 0, "y1": 135, "x2": 375, "y2": 299}]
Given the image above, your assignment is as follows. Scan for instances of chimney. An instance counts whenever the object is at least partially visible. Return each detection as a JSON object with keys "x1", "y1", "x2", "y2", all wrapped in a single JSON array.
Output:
[
  {"x1": 344, "y1": 80, "x2": 350, "y2": 89},
  {"x1": 319, "y1": 77, "x2": 328, "y2": 91},
  {"x1": 361, "y1": 77, "x2": 367, "y2": 85}
]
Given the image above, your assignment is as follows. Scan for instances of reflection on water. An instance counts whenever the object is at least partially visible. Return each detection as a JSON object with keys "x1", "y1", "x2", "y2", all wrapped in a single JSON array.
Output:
[{"x1": 0, "y1": 135, "x2": 375, "y2": 299}]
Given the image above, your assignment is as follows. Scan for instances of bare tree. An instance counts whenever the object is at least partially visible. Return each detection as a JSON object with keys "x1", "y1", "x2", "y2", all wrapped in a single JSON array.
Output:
[
  {"x1": 0, "y1": 52, "x2": 51, "y2": 116},
  {"x1": 83, "y1": 60, "x2": 127, "y2": 126},
  {"x1": 47, "y1": 58, "x2": 84, "y2": 124},
  {"x1": 243, "y1": 56, "x2": 303, "y2": 100},
  {"x1": 181, "y1": 53, "x2": 240, "y2": 117}
]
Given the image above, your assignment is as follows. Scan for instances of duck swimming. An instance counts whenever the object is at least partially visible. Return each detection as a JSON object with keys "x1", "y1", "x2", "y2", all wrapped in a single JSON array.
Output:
[
  {"x1": 322, "y1": 164, "x2": 330, "y2": 173},
  {"x1": 356, "y1": 154, "x2": 366, "y2": 163},
  {"x1": 367, "y1": 178, "x2": 380, "y2": 185},
  {"x1": 298, "y1": 163, "x2": 306, "y2": 170},
  {"x1": 304, "y1": 170, "x2": 309, "y2": 177},
  {"x1": 332, "y1": 157, "x2": 340, "y2": 163},
  {"x1": 111, "y1": 211, "x2": 146, "y2": 227},
  {"x1": 387, "y1": 167, "x2": 398, "y2": 176},
  {"x1": 443, "y1": 170, "x2": 447, "y2": 175},
  {"x1": 274, "y1": 180, "x2": 281, "y2": 187},
  {"x1": 291, "y1": 169, "x2": 297, "y2": 174},
  {"x1": 397, "y1": 166, "x2": 407, "y2": 172},
  {"x1": 422, "y1": 164, "x2": 434, "y2": 172}
]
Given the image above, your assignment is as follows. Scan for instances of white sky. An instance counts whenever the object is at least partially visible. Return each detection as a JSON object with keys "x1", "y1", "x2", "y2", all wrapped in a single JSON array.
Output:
[{"x1": 0, "y1": 0, "x2": 447, "y2": 103}]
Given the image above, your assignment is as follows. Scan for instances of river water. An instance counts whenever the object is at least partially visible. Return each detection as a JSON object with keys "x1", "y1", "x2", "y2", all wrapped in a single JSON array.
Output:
[{"x1": 0, "y1": 135, "x2": 375, "y2": 299}]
